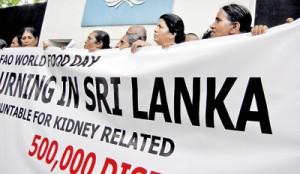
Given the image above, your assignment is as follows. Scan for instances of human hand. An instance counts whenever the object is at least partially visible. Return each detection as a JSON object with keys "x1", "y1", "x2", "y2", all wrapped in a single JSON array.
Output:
[
  {"x1": 251, "y1": 25, "x2": 268, "y2": 36},
  {"x1": 131, "y1": 40, "x2": 152, "y2": 53},
  {"x1": 42, "y1": 41, "x2": 49, "y2": 50},
  {"x1": 286, "y1": 17, "x2": 294, "y2": 23}
]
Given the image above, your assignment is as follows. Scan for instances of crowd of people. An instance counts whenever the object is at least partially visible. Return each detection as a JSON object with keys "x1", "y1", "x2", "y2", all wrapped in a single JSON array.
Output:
[
  {"x1": 0, "y1": 3, "x2": 296, "y2": 52},
  {"x1": 0, "y1": 26, "x2": 39, "y2": 49}
]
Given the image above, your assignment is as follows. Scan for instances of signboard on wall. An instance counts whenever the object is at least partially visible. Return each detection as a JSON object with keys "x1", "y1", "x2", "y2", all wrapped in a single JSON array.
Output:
[{"x1": 81, "y1": 0, "x2": 174, "y2": 26}]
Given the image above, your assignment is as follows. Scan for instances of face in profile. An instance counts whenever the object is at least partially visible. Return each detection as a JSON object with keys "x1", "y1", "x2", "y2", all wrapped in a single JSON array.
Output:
[
  {"x1": 153, "y1": 18, "x2": 175, "y2": 45},
  {"x1": 21, "y1": 32, "x2": 38, "y2": 47},
  {"x1": 84, "y1": 32, "x2": 102, "y2": 50},
  {"x1": 210, "y1": 9, "x2": 234, "y2": 38},
  {"x1": 10, "y1": 36, "x2": 21, "y2": 47},
  {"x1": 115, "y1": 35, "x2": 130, "y2": 50}
]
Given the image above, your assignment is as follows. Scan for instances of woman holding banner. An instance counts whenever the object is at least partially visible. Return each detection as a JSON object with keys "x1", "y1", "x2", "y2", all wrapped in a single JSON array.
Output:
[
  {"x1": 20, "y1": 27, "x2": 39, "y2": 47},
  {"x1": 131, "y1": 13, "x2": 185, "y2": 53},
  {"x1": 205, "y1": 4, "x2": 267, "y2": 38},
  {"x1": 84, "y1": 30, "x2": 111, "y2": 52},
  {"x1": 10, "y1": 35, "x2": 22, "y2": 47},
  {"x1": 43, "y1": 30, "x2": 111, "y2": 52}
]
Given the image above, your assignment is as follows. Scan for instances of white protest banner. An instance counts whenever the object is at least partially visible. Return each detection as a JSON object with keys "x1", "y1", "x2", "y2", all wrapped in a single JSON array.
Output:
[{"x1": 0, "y1": 19, "x2": 300, "y2": 174}]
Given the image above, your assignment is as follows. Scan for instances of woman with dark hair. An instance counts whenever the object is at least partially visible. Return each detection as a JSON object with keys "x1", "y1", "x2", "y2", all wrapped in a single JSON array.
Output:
[
  {"x1": 10, "y1": 35, "x2": 22, "y2": 47},
  {"x1": 21, "y1": 27, "x2": 39, "y2": 47},
  {"x1": 207, "y1": 3, "x2": 267, "y2": 38},
  {"x1": 210, "y1": 4, "x2": 252, "y2": 38},
  {"x1": 84, "y1": 30, "x2": 111, "y2": 52},
  {"x1": 159, "y1": 13, "x2": 185, "y2": 45},
  {"x1": 131, "y1": 13, "x2": 185, "y2": 53}
]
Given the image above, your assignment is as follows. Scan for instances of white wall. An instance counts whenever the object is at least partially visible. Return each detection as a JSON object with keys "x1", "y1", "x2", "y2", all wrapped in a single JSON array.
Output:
[{"x1": 39, "y1": 0, "x2": 256, "y2": 48}]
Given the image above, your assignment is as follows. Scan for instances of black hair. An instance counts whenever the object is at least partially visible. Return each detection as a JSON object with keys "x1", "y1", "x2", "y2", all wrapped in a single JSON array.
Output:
[
  {"x1": 201, "y1": 30, "x2": 212, "y2": 39},
  {"x1": 94, "y1": 30, "x2": 111, "y2": 49},
  {"x1": 222, "y1": 4, "x2": 252, "y2": 33},
  {"x1": 15, "y1": 35, "x2": 22, "y2": 46},
  {"x1": 160, "y1": 13, "x2": 185, "y2": 44}
]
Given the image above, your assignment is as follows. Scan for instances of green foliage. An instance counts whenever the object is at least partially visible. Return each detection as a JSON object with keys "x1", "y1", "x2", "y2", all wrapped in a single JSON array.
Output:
[
  {"x1": 0, "y1": 0, "x2": 41, "y2": 8},
  {"x1": 0, "y1": 0, "x2": 20, "y2": 8}
]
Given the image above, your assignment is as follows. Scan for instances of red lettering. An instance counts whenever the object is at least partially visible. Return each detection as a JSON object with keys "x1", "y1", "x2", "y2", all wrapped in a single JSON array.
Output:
[
  {"x1": 150, "y1": 171, "x2": 161, "y2": 174},
  {"x1": 121, "y1": 162, "x2": 131, "y2": 174},
  {"x1": 101, "y1": 158, "x2": 118, "y2": 174},
  {"x1": 132, "y1": 167, "x2": 147, "y2": 174},
  {"x1": 101, "y1": 157, "x2": 160, "y2": 174}
]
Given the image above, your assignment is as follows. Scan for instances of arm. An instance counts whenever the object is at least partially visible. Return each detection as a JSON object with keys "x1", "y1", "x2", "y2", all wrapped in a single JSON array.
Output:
[{"x1": 131, "y1": 40, "x2": 152, "y2": 53}]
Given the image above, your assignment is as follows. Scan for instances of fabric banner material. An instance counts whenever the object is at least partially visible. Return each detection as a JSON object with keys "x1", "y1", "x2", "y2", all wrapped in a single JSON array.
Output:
[{"x1": 0, "y1": 20, "x2": 300, "y2": 174}]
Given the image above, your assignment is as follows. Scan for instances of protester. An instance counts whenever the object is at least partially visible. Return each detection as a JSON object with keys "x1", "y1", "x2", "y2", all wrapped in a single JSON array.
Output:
[
  {"x1": 185, "y1": 33, "x2": 199, "y2": 42},
  {"x1": 115, "y1": 33, "x2": 140, "y2": 49},
  {"x1": 126, "y1": 25, "x2": 147, "y2": 41},
  {"x1": 10, "y1": 35, "x2": 22, "y2": 47},
  {"x1": 20, "y1": 27, "x2": 39, "y2": 47},
  {"x1": 84, "y1": 30, "x2": 111, "y2": 52},
  {"x1": 43, "y1": 30, "x2": 110, "y2": 52},
  {"x1": 208, "y1": 4, "x2": 268, "y2": 38},
  {"x1": 131, "y1": 13, "x2": 185, "y2": 53},
  {"x1": 210, "y1": 4, "x2": 252, "y2": 38},
  {"x1": 0, "y1": 39, "x2": 7, "y2": 49}
]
